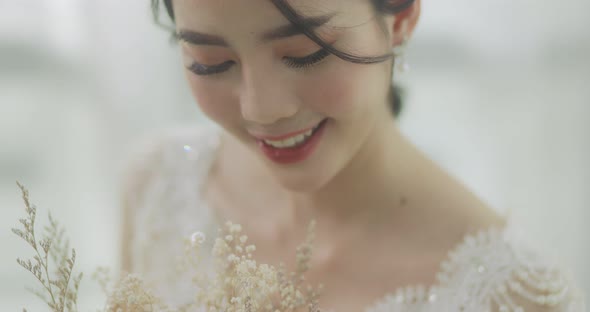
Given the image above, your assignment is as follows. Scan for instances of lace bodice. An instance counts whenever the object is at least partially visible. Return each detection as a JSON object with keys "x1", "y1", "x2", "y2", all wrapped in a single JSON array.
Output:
[{"x1": 121, "y1": 125, "x2": 585, "y2": 311}]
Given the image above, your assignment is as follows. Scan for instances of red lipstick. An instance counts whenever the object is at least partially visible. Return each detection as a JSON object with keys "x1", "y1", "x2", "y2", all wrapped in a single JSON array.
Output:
[{"x1": 256, "y1": 119, "x2": 328, "y2": 165}]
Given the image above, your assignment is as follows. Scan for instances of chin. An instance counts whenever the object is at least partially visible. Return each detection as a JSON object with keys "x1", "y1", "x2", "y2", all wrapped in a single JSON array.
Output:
[
  {"x1": 263, "y1": 147, "x2": 348, "y2": 194},
  {"x1": 248, "y1": 117, "x2": 358, "y2": 194},
  {"x1": 268, "y1": 167, "x2": 335, "y2": 194}
]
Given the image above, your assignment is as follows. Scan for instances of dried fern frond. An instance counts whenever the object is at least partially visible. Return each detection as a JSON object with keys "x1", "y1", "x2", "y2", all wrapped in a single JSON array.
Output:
[{"x1": 12, "y1": 182, "x2": 82, "y2": 312}]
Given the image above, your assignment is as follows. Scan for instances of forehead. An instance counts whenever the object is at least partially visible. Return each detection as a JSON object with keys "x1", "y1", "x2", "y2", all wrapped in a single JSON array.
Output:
[{"x1": 172, "y1": 0, "x2": 375, "y2": 33}]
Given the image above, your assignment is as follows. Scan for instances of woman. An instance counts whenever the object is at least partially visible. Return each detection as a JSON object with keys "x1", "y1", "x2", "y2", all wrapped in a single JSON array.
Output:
[{"x1": 120, "y1": 0, "x2": 585, "y2": 310}]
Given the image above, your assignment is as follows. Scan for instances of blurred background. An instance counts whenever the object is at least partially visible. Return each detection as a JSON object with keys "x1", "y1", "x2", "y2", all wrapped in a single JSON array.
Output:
[{"x1": 1, "y1": 0, "x2": 588, "y2": 309}]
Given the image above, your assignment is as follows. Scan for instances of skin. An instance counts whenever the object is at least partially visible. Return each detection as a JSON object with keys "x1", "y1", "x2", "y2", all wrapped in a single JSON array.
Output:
[{"x1": 171, "y1": 0, "x2": 506, "y2": 310}]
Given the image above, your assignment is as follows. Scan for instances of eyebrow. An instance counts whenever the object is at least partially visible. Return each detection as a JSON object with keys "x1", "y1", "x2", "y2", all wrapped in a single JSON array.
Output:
[{"x1": 176, "y1": 13, "x2": 335, "y2": 47}]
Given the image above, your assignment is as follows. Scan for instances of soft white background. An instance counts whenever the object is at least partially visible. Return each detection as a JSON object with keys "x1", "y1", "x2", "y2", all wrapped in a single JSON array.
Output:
[{"x1": 1, "y1": 0, "x2": 588, "y2": 309}]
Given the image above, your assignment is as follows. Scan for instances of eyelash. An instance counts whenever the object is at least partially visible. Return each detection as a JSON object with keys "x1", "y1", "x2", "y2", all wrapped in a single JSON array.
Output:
[
  {"x1": 187, "y1": 48, "x2": 330, "y2": 76},
  {"x1": 283, "y1": 48, "x2": 330, "y2": 70}
]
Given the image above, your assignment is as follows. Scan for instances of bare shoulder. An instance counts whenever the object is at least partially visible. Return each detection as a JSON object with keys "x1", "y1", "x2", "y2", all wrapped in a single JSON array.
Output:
[{"x1": 119, "y1": 123, "x2": 221, "y2": 272}]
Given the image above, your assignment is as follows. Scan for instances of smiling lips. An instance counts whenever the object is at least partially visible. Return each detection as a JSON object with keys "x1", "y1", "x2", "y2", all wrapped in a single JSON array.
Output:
[
  {"x1": 254, "y1": 119, "x2": 328, "y2": 164},
  {"x1": 262, "y1": 125, "x2": 323, "y2": 149},
  {"x1": 251, "y1": 119, "x2": 325, "y2": 149}
]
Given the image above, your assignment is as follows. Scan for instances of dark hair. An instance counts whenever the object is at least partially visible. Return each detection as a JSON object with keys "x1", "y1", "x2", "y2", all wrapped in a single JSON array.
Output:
[{"x1": 151, "y1": 0, "x2": 414, "y2": 118}]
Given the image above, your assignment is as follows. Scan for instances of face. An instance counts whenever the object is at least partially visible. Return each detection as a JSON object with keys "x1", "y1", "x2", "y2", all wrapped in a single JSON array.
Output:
[{"x1": 173, "y1": 0, "x2": 397, "y2": 192}]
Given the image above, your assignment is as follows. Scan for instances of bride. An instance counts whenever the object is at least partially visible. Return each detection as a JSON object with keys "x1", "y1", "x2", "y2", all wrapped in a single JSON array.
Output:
[{"x1": 119, "y1": 0, "x2": 585, "y2": 311}]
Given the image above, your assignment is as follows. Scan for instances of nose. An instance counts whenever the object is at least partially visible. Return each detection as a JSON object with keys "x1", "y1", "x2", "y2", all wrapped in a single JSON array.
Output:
[{"x1": 239, "y1": 64, "x2": 299, "y2": 125}]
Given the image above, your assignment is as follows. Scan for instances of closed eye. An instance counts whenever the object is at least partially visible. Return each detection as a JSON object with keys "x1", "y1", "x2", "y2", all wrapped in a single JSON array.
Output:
[
  {"x1": 186, "y1": 48, "x2": 331, "y2": 76},
  {"x1": 187, "y1": 60, "x2": 235, "y2": 76},
  {"x1": 283, "y1": 48, "x2": 330, "y2": 69}
]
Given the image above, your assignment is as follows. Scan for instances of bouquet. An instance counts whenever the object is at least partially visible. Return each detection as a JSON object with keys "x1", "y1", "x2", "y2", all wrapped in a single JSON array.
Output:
[{"x1": 11, "y1": 182, "x2": 325, "y2": 312}]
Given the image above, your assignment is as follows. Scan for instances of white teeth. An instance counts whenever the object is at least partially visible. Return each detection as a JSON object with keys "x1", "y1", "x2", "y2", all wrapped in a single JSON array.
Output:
[
  {"x1": 293, "y1": 133, "x2": 306, "y2": 143},
  {"x1": 263, "y1": 124, "x2": 320, "y2": 149},
  {"x1": 284, "y1": 137, "x2": 296, "y2": 147},
  {"x1": 267, "y1": 141, "x2": 283, "y2": 148}
]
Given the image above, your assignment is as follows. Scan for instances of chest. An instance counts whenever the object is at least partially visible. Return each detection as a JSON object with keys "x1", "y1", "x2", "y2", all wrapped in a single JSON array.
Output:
[
  {"x1": 202, "y1": 189, "x2": 445, "y2": 311},
  {"x1": 200, "y1": 158, "x2": 450, "y2": 311}
]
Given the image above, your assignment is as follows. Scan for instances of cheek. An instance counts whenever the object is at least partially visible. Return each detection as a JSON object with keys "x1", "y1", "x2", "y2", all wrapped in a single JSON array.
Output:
[
  {"x1": 186, "y1": 73, "x2": 237, "y2": 124},
  {"x1": 300, "y1": 71, "x2": 360, "y2": 117}
]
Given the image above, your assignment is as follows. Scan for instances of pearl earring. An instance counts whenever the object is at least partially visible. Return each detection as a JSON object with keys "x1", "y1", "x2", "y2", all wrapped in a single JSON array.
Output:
[{"x1": 392, "y1": 37, "x2": 410, "y2": 73}]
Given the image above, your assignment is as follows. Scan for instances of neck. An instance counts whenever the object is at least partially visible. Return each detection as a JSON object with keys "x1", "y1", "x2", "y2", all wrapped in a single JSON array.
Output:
[
  {"x1": 288, "y1": 114, "x2": 432, "y2": 232},
  {"x1": 214, "y1": 112, "x2": 503, "y2": 269}
]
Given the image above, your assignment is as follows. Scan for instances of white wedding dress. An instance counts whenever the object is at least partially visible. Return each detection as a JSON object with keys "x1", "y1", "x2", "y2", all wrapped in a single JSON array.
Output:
[{"x1": 122, "y1": 124, "x2": 586, "y2": 312}]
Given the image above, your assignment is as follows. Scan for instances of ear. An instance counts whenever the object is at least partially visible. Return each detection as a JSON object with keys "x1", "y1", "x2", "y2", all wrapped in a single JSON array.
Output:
[{"x1": 391, "y1": 0, "x2": 421, "y2": 47}]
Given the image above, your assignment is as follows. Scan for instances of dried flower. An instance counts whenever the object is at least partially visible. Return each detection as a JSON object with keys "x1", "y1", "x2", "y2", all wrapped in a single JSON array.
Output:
[
  {"x1": 105, "y1": 274, "x2": 169, "y2": 312},
  {"x1": 12, "y1": 182, "x2": 83, "y2": 312},
  {"x1": 190, "y1": 231, "x2": 206, "y2": 246},
  {"x1": 13, "y1": 182, "x2": 326, "y2": 312}
]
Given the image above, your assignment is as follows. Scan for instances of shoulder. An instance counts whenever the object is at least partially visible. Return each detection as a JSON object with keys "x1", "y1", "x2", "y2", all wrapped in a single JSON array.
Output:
[
  {"x1": 119, "y1": 123, "x2": 221, "y2": 206},
  {"x1": 124, "y1": 123, "x2": 220, "y2": 169},
  {"x1": 438, "y1": 219, "x2": 586, "y2": 311},
  {"x1": 122, "y1": 123, "x2": 220, "y2": 176},
  {"x1": 495, "y1": 225, "x2": 585, "y2": 311}
]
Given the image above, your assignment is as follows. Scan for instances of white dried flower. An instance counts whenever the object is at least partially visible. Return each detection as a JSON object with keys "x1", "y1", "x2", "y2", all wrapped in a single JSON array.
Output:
[
  {"x1": 190, "y1": 231, "x2": 206, "y2": 246},
  {"x1": 239, "y1": 235, "x2": 248, "y2": 243},
  {"x1": 230, "y1": 223, "x2": 242, "y2": 233}
]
